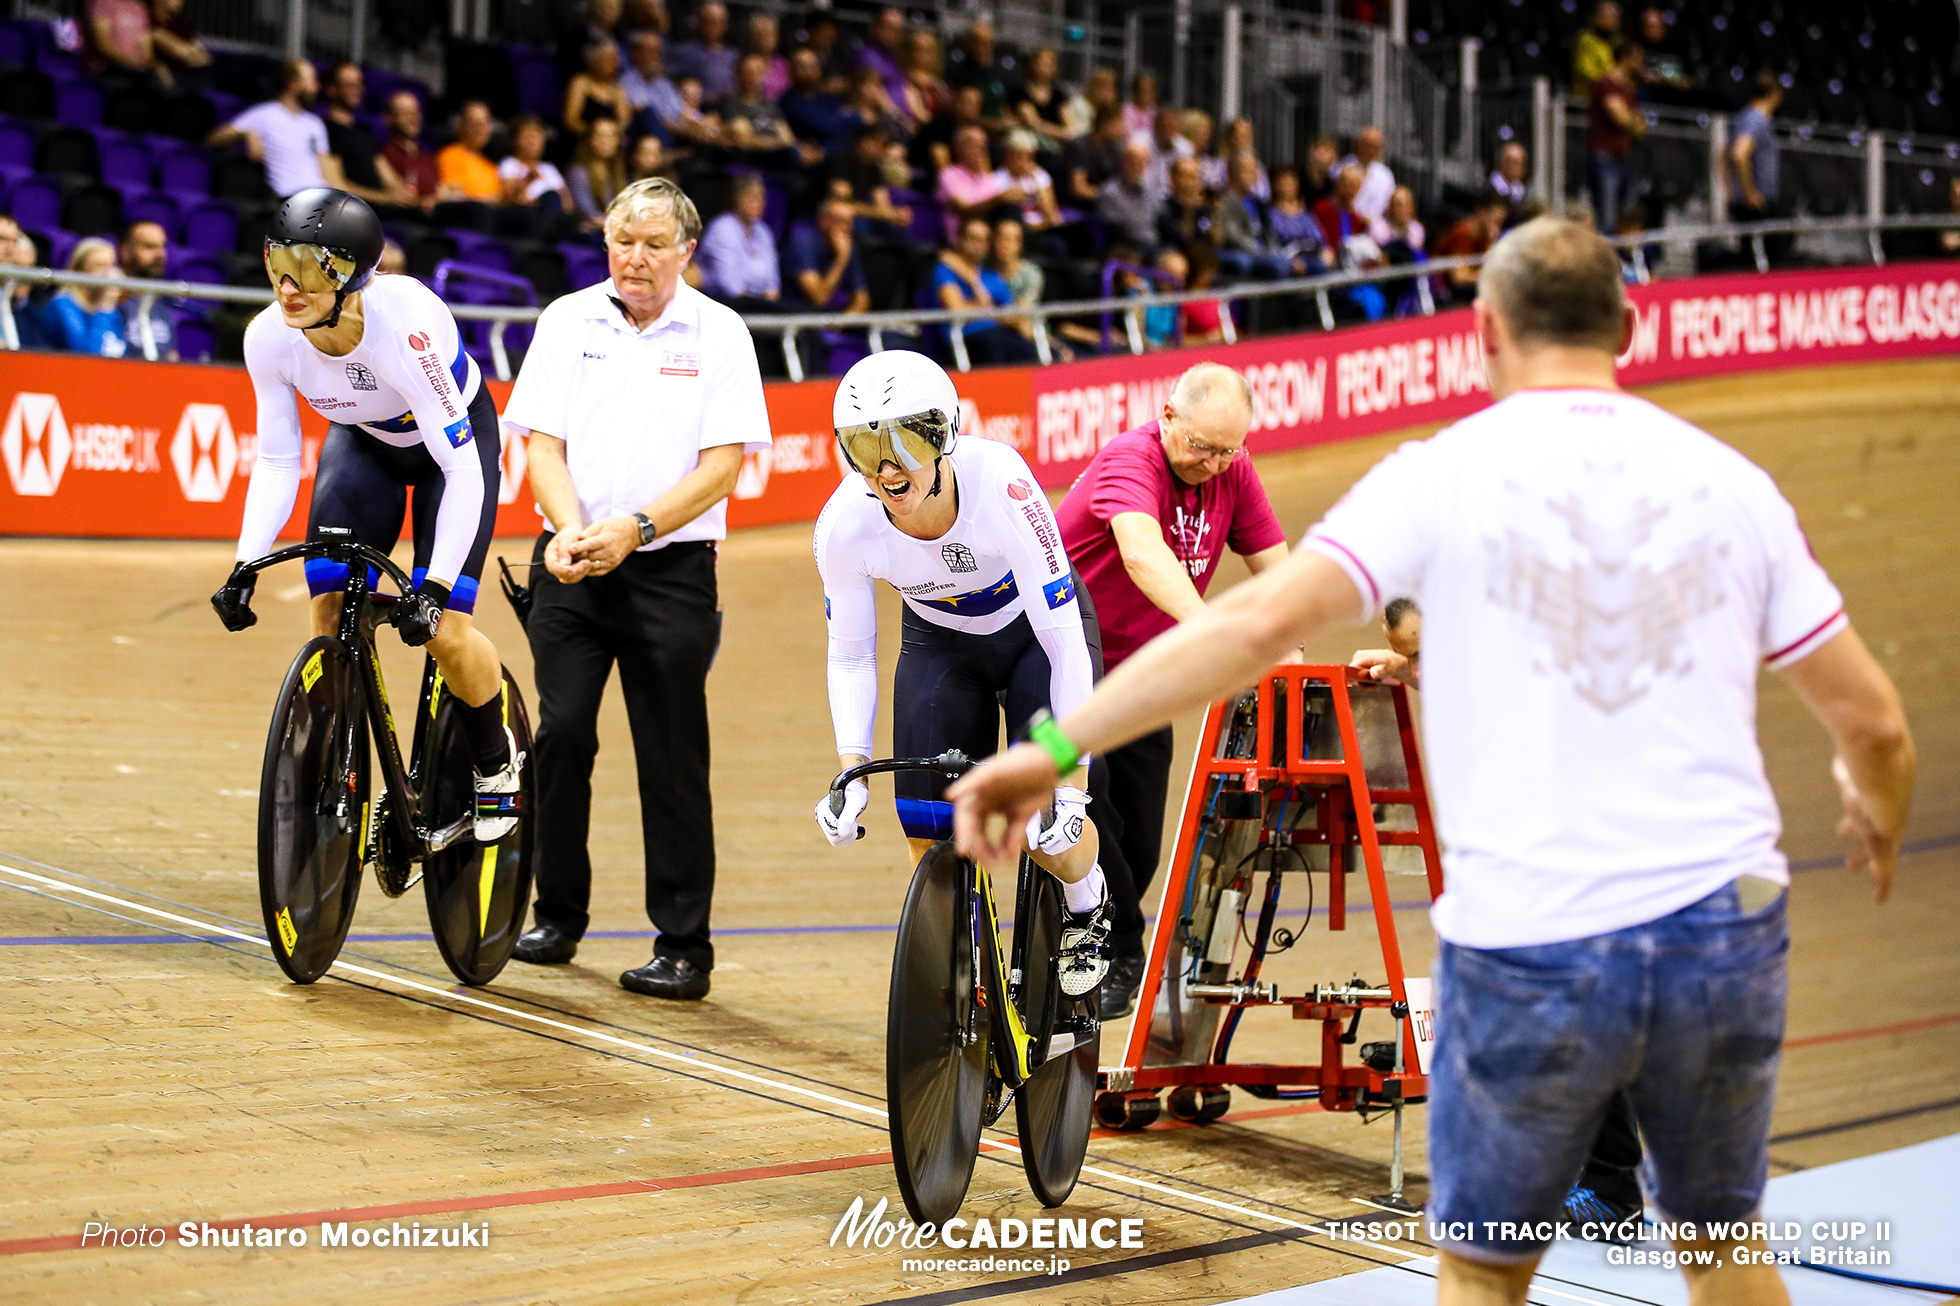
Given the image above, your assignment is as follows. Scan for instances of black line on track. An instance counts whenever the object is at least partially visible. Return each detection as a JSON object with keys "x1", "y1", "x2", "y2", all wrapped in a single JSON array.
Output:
[{"x1": 1767, "y1": 1095, "x2": 1960, "y2": 1145}]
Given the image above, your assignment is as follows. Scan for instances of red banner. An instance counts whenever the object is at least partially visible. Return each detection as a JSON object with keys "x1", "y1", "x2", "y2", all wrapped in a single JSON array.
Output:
[{"x1": 4, "y1": 263, "x2": 1957, "y2": 539}]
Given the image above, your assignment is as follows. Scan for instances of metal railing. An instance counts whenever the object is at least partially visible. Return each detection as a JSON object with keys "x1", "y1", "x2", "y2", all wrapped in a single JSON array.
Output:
[{"x1": 3, "y1": 214, "x2": 1954, "y2": 379}]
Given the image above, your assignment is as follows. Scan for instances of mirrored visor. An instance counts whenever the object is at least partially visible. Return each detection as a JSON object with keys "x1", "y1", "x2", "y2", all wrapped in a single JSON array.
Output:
[
  {"x1": 835, "y1": 409, "x2": 954, "y2": 475},
  {"x1": 264, "y1": 239, "x2": 358, "y2": 294}
]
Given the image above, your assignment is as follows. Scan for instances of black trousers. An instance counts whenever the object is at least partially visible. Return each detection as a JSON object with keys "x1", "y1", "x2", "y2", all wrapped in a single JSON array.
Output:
[
  {"x1": 525, "y1": 535, "x2": 723, "y2": 971},
  {"x1": 1096, "y1": 723, "x2": 1176, "y2": 958}
]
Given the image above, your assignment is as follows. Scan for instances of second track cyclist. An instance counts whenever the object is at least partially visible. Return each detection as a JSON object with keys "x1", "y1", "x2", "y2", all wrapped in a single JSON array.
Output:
[
  {"x1": 812, "y1": 350, "x2": 1111, "y2": 998},
  {"x1": 210, "y1": 187, "x2": 520, "y2": 845}
]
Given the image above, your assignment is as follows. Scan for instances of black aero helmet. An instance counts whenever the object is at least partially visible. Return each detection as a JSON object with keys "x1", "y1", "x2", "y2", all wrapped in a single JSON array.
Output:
[{"x1": 263, "y1": 188, "x2": 385, "y2": 324}]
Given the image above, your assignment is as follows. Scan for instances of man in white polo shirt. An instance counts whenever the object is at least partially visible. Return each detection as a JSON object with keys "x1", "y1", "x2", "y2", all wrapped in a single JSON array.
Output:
[
  {"x1": 208, "y1": 59, "x2": 331, "y2": 198},
  {"x1": 947, "y1": 218, "x2": 1915, "y2": 1305},
  {"x1": 504, "y1": 177, "x2": 773, "y2": 1002}
]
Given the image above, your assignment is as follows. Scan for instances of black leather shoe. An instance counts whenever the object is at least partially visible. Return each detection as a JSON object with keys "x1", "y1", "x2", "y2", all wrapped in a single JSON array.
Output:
[
  {"x1": 513, "y1": 924, "x2": 579, "y2": 965},
  {"x1": 620, "y1": 955, "x2": 710, "y2": 1000},
  {"x1": 1096, "y1": 950, "x2": 1147, "y2": 1021}
]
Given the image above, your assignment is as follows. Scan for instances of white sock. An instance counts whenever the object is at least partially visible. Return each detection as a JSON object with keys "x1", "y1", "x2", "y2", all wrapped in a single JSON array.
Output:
[{"x1": 1063, "y1": 864, "x2": 1105, "y2": 915}]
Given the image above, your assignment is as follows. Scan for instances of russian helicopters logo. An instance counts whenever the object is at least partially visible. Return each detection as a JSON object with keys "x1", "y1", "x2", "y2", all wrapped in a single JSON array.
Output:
[
  {"x1": 171, "y1": 403, "x2": 239, "y2": 502},
  {"x1": 2, "y1": 392, "x2": 72, "y2": 496}
]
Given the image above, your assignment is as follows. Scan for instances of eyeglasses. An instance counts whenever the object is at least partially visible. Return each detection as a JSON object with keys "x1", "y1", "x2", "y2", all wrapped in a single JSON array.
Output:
[
  {"x1": 835, "y1": 408, "x2": 957, "y2": 475},
  {"x1": 1180, "y1": 432, "x2": 1244, "y2": 462}
]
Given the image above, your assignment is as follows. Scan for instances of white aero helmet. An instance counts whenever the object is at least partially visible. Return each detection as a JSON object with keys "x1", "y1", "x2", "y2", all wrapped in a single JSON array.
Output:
[{"x1": 832, "y1": 349, "x2": 962, "y2": 475}]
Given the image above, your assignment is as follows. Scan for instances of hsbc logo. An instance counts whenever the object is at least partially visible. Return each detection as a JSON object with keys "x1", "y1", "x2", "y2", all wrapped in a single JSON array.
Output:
[
  {"x1": 171, "y1": 403, "x2": 239, "y2": 502},
  {"x1": 2, "y1": 392, "x2": 71, "y2": 496}
]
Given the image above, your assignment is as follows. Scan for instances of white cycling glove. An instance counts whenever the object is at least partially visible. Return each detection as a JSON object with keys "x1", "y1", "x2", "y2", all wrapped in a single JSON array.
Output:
[
  {"x1": 1026, "y1": 784, "x2": 1090, "y2": 857},
  {"x1": 815, "y1": 779, "x2": 869, "y2": 847}
]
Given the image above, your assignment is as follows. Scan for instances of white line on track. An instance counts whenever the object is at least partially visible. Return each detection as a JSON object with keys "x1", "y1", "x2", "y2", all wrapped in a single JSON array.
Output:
[{"x1": 2, "y1": 859, "x2": 1637, "y2": 1306}]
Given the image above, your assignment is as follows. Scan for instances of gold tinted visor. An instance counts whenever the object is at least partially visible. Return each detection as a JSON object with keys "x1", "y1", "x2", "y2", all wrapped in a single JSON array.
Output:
[
  {"x1": 835, "y1": 409, "x2": 954, "y2": 474},
  {"x1": 264, "y1": 239, "x2": 358, "y2": 294}
]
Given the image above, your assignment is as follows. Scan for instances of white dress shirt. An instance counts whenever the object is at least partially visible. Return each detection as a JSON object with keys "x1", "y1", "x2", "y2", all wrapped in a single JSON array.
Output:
[
  {"x1": 502, "y1": 278, "x2": 773, "y2": 548},
  {"x1": 1339, "y1": 155, "x2": 1396, "y2": 223}
]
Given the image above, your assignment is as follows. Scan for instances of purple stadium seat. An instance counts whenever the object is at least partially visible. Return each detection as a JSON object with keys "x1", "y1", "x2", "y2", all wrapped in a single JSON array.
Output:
[
  {"x1": 126, "y1": 191, "x2": 179, "y2": 229},
  {"x1": 56, "y1": 81, "x2": 102, "y2": 126},
  {"x1": 11, "y1": 175, "x2": 61, "y2": 233},
  {"x1": 508, "y1": 50, "x2": 561, "y2": 121},
  {"x1": 558, "y1": 241, "x2": 607, "y2": 290},
  {"x1": 205, "y1": 90, "x2": 244, "y2": 125},
  {"x1": 37, "y1": 49, "x2": 80, "y2": 87},
  {"x1": 456, "y1": 245, "x2": 513, "y2": 275},
  {"x1": 172, "y1": 311, "x2": 216, "y2": 362},
  {"x1": 157, "y1": 148, "x2": 211, "y2": 198},
  {"x1": 0, "y1": 22, "x2": 28, "y2": 68},
  {"x1": 762, "y1": 177, "x2": 789, "y2": 239},
  {"x1": 101, "y1": 138, "x2": 151, "y2": 189},
  {"x1": 179, "y1": 201, "x2": 238, "y2": 255},
  {"x1": 172, "y1": 255, "x2": 226, "y2": 285},
  {"x1": 0, "y1": 120, "x2": 35, "y2": 171},
  {"x1": 44, "y1": 229, "x2": 76, "y2": 268}
]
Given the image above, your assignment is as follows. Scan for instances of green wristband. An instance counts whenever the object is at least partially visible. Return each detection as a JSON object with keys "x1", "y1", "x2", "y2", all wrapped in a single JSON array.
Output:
[{"x1": 1027, "y1": 711, "x2": 1080, "y2": 777}]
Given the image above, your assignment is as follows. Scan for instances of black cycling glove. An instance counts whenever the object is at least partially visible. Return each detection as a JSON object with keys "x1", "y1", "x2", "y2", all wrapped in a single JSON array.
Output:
[
  {"x1": 392, "y1": 579, "x2": 450, "y2": 648},
  {"x1": 211, "y1": 563, "x2": 258, "y2": 632}
]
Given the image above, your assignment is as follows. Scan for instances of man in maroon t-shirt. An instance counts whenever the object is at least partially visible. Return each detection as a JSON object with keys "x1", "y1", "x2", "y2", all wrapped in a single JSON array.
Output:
[{"x1": 1056, "y1": 362, "x2": 1290, "y2": 1017}]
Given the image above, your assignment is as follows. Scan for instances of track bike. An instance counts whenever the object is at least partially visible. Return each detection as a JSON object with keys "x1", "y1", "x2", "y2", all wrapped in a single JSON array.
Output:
[
  {"x1": 828, "y1": 751, "x2": 1101, "y2": 1225},
  {"x1": 237, "y1": 528, "x2": 535, "y2": 987}
]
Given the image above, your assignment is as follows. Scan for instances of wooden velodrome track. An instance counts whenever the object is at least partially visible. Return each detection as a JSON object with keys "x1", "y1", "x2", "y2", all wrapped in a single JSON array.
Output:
[{"x1": 2, "y1": 358, "x2": 1956, "y2": 1306}]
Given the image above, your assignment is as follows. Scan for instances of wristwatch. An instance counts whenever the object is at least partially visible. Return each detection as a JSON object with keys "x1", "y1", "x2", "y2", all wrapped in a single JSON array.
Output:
[{"x1": 633, "y1": 513, "x2": 657, "y2": 547}]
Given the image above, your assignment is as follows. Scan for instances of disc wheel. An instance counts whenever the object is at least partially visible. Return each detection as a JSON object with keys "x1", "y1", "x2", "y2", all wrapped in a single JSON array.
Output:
[
  {"x1": 258, "y1": 637, "x2": 369, "y2": 984},
  {"x1": 1014, "y1": 873, "x2": 1099, "y2": 1207},
  {"x1": 887, "y1": 840, "x2": 989, "y2": 1226},
  {"x1": 421, "y1": 667, "x2": 535, "y2": 986}
]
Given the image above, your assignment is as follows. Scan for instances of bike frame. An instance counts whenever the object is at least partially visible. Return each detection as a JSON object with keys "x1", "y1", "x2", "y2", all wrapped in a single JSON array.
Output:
[{"x1": 240, "y1": 533, "x2": 471, "y2": 864}]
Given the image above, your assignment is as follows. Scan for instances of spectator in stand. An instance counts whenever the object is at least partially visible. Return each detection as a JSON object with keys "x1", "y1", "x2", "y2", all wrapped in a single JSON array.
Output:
[
  {"x1": 1313, "y1": 163, "x2": 1364, "y2": 252},
  {"x1": 1122, "y1": 72, "x2": 1158, "y2": 140},
  {"x1": 1008, "y1": 48, "x2": 1076, "y2": 148},
  {"x1": 1267, "y1": 165, "x2": 1330, "y2": 275},
  {"x1": 696, "y1": 173, "x2": 780, "y2": 308},
  {"x1": 934, "y1": 216, "x2": 1039, "y2": 365},
  {"x1": 936, "y1": 125, "x2": 1014, "y2": 244},
  {"x1": 1214, "y1": 152, "x2": 1290, "y2": 280},
  {"x1": 1061, "y1": 104, "x2": 1126, "y2": 205},
  {"x1": 1728, "y1": 70, "x2": 1789, "y2": 263},
  {"x1": 1339, "y1": 125, "x2": 1395, "y2": 225},
  {"x1": 1572, "y1": 0, "x2": 1621, "y2": 98},
  {"x1": 1302, "y1": 133, "x2": 1340, "y2": 204},
  {"x1": 629, "y1": 132, "x2": 675, "y2": 183},
  {"x1": 207, "y1": 59, "x2": 330, "y2": 199},
  {"x1": 149, "y1": 0, "x2": 210, "y2": 81},
  {"x1": 1143, "y1": 107, "x2": 1194, "y2": 201},
  {"x1": 43, "y1": 238, "x2": 126, "y2": 357},
  {"x1": 858, "y1": 7, "x2": 910, "y2": 109},
  {"x1": 620, "y1": 0, "x2": 667, "y2": 38},
  {"x1": 1100, "y1": 137, "x2": 1164, "y2": 252},
  {"x1": 990, "y1": 216, "x2": 1042, "y2": 307},
  {"x1": 744, "y1": 13, "x2": 789, "y2": 101},
  {"x1": 1219, "y1": 119, "x2": 1269, "y2": 200},
  {"x1": 1944, "y1": 177, "x2": 1960, "y2": 257},
  {"x1": 1316, "y1": 164, "x2": 1389, "y2": 319},
  {"x1": 1636, "y1": 8, "x2": 1695, "y2": 105},
  {"x1": 321, "y1": 62, "x2": 415, "y2": 211},
  {"x1": 1372, "y1": 185, "x2": 1425, "y2": 257},
  {"x1": 1158, "y1": 156, "x2": 1219, "y2": 261},
  {"x1": 826, "y1": 124, "x2": 914, "y2": 231},
  {"x1": 565, "y1": 38, "x2": 634, "y2": 138},
  {"x1": 85, "y1": 0, "x2": 170, "y2": 89},
  {"x1": 671, "y1": 1, "x2": 737, "y2": 103},
  {"x1": 1490, "y1": 141, "x2": 1530, "y2": 221},
  {"x1": 382, "y1": 91, "x2": 468, "y2": 216},
  {"x1": 913, "y1": 83, "x2": 984, "y2": 178},
  {"x1": 721, "y1": 53, "x2": 821, "y2": 166},
  {"x1": 569, "y1": 117, "x2": 629, "y2": 229},
  {"x1": 1184, "y1": 111, "x2": 1223, "y2": 192},
  {"x1": 668, "y1": 75, "x2": 723, "y2": 149},
  {"x1": 117, "y1": 219, "x2": 174, "y2": 359},
  {"x1": 1586, "y1": 43, "x2": 1645, "y2": 245},
  {"x1": 622, "y1": 32, "x2": 686, "y2": 140},
  {"x1": 0, "y1": 216, "x2": 40, "y2": 348},
  {"x1": 500, "y1": 114, "x2": 575, "y2": 221},
  {"x1": 900, "y1": 29, "x2": 953, "y2": 135},
  {"x1": 559, "y1": 0, "x2": 622, "y2": 74},
  {"x1": 782, "y1": 48, "x2": 854, "y2": 156},
  {"x1": 1139, "y1": 246, "x2": 1185, "y2": 348},
  {"x1": 993, "y1": 131, "x2": 1064, "y2": 245},
  {"x1": 437, "y1": 100, "x2": 506, "y2": 205},
  {"x1": 846, "y1": 66, "x2": 912, "y2": 152},
  {"x1": 1179, "y1": 244, "x2": 1231, "y2": 346},
  {"x1": 1080, "y1": 67, "x2": 1119, "y2": 135},
  {"x1": 947, "y1": 21, "x2": 1010, "y2": 126},
  {"x1": 1431, "y1": 190, "x2": 1509, "y2": 302},
  {"x1": 784, "y1": 196, "x2": 871, "y2": 375}
]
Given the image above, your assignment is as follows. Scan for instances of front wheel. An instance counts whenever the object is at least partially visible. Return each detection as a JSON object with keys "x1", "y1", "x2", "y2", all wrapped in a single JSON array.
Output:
[
  {"x1": 421, "y1": 667, "x2": 535, "y2": 986},
  {"x1": 1014, "y1": 873, "x2": 1099, "y2": 1206},
  {"x1": 258, "y1": 636, "x2": 369, "y2": 984},
  {"x1": 887, "y1": 840, "x2": 989, "y2": 1226}
]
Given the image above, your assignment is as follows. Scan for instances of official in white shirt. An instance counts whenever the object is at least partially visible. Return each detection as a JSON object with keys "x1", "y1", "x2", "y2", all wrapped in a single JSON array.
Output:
[
  {"x1": 503, "y1": 177, "x2": 774, "y2": 1001},
  {"x1": 946, "y1": 218, "x2": 1914, "y2": 1306}
]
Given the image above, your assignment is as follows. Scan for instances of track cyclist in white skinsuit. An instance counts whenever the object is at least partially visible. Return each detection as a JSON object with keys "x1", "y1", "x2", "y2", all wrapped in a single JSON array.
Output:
[
  {"x1": 813, "y1": 351, "x2": 1111, "y2": 997},
  {"x1": 209, "y1": 187, "x2": 520, "y2": 844}
]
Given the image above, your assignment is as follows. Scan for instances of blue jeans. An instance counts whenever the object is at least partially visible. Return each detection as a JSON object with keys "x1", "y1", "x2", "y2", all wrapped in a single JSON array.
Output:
[
  {"x1": 1586, "y1": 151, "x2": 1636, "y2": 228},
  {"x1": 1426, "y1": 881, "x2": 1788, "y2": 1264}
]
